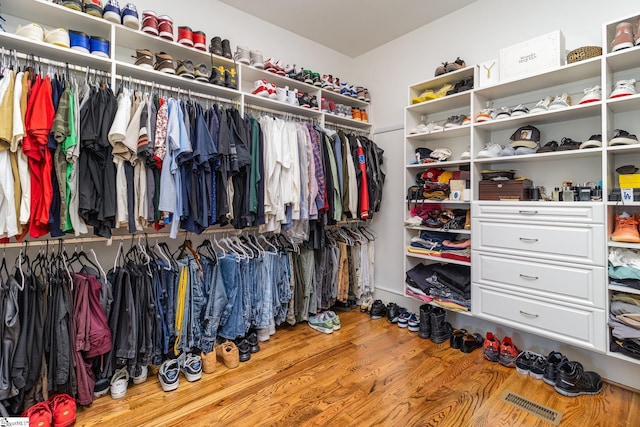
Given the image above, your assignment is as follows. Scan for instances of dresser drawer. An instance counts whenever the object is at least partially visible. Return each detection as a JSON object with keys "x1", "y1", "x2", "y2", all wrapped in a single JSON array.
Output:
[
  {"x1": 472, "y1": 220, "x2": 605, "y2": 265},
  {"x1": 472, "y1": 285, "x2": 606, "y2": 351},
  {"x1": 472, "y1": 252, "x2": 605, "y2": 308},
  {"x1": 473, "y1": 202, "x2": 604, "y2": 224}
]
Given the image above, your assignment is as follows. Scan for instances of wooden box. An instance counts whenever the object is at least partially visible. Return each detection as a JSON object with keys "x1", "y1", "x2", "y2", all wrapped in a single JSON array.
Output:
[{"x1": 479, "y1": 180, "x2": 533, "y2": 201}]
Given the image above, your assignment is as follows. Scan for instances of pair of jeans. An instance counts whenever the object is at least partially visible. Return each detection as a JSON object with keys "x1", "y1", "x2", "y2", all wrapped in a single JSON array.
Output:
[
  {"x1": 187, "y1": 256, "x2": 206, "y2": 351},
  {"x1": 252, "y1": 253, "x2": 274, "y2": 329},
  {"x1": 218, "y1": 253, "x2": 242, "y2": 340},
  {"x1": 273, "y1": 252, "x2": 292, "y2": 325},
  {"x1": 200, "y1": 257, "x2": 227, "y2": 353}
]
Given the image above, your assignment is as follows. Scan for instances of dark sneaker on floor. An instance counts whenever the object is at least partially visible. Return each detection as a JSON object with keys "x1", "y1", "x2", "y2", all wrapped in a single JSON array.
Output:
[
  {"x1": 370, "y1": 300, "x2": 386, "y2": 319},
  {"x1": 529, "y1": 354, "x2": 548, "y2": 379},
  {"x1": 483, "y1": 332, "x2": 500, "y2": 362},
  {"x1": 450, "y1": 328, "x2": 467, "y2": 349},
  {"x1": 515, "y1": 351, "x2": 540, "y2": 375},
  {"x1": 543, "y1": 351, "x2": 568, "y2": 386},
  {"x1": 461, "y1": 333, "x2": 484, "y2": 353},
  {"x1": 247, "y1": 331, "x2": 260, "y2": 353},
  {"x1": 418, "y1": 304, "x2": 432, "y2": 339},
  {"x1": 499, "y1": 336, "x2": 518, "y2": 368},
  {"x1": 236, "y1": 338, "x2": 252, "y2": 362},
  {"x1": 554, "y1": 360, "x2": 603, "y2": 397},
  {"x1": 429, "y1": 307, "x2": 452, "y2": 343},
  {"x1": 386, "y1": 302, "x2": 404, "y2": 323}
]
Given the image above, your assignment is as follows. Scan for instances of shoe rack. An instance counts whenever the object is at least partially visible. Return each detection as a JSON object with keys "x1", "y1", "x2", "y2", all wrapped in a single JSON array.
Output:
[
  {"x1": 403, "y1": 10, "x2": 640, "y2": 366},
  {"x1": 0, "y1": 0, "x2": 373, "y2": 135}
]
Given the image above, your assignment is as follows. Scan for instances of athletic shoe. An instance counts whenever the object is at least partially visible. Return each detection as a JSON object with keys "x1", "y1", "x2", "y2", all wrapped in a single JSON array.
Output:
[
  {"x1": 43, "y1": 28, "x2": 69, "y2": 48},
  {"x1": 386, "y1": 302, "x2": 404, "y2": 323},
  {"x1": 158, "y1": 15, "x2": 174, "y2": 41},
  {"x1": 499, "y1": 145, "x2": 516, "y2": 156},
  {"x1": 247, "y1": 331, "x2": 260, "y2": 353},
  {"x1": 94, "y1": 378, "x2": 110, "y2": 398},
  {"x1": 308, "y1": 312, "x2": 334, "y2": 334},
  {"x1": 483, "y1": 332, "x2": 500, "y2": 362},
  {"x1": 530, "y1": 96, "x2": 552, "y2": 113},
  {"x1": 288, "y1": 88, "x2": 299, "y2": 106},
  {"x1": 320, "y1": 97, "x2": 330, "y2": 112},
  {"x1": 250, "y1": 50, "x2": 264, "y2": 69},
  {"x1": 397, "y1": 311, "x2": 411, "y2": 328},
  {"x1": 579, "y1": 85, "x2": 602, "y2": 104},
  {"x1": 209, "y1": 65, "x2": 223, "y2": 86},
  {"x1": 61, "y1": 0, "x2": 83, "y2": 12},
  {"x1": 194, "y1": 63, "x2": 210, "y2": 82},
  {"x1": 359, "y1": 294, "x2": 374, "y2": 312},
  {"x1": 475, "y1": 108, "x2": 495, "y2": 122},
  {"x1": 154, "y1": 52, "x2": 175, "y2": 74},
  {"x1": 234, "y1": 45, "x2": 250, "y2": 65},
  {"x1": 222, "y1": 39, "x2": 232, "y2": 59},
  {"x1": 476, "y1": 143, "x2": 502, "y2": 158},
  {"x1": 407, "y1": 313, "x2": 419, "y2": 332},
  {"x1": 610, "y1": 79, "x2": 637, "y2": 98},
  {"x1": 141, "y1": 10, "x2": 159, "y2": 36},
  {"x1": 89, "y1": 36, "x2": 110, "y2": 58},
  {"x1": 515, "y1": 351, "x2": 540, "y2": 375},
  {"x1": 543, "y1": 351, "x2": 568, "y2": 386},
  {"x1": 356, "y1": 86, "x2": 365, "y2": 100},
  {"x1": 69, "y1": 30, "x2": 90, "y2": 54},
  {"x1": 548, "y1": 92, "x2": 571, "y2": 110},
  {"x1": 611, "y1": 214, "x2": 640, "y2": 243},
  {"x1": 177, "y1": 26, "x2": 194, "y2": 48},
  {"x1": 121, "y1": 3, "x2": 140, "y2": 30},
  {"x1": 216, "y1": 341, "x2": 240, "y2": 369},
  {"x1": 459, "y1": 148, "x2": 471, "y2": 160},
  {"x1": 134, "y1": 48, "x2": 154, "y2": 69},
  {"x1": 83, "y1": 0, "x2": 103, "y2": 18},
  {"x1": 15, "y1": 23, "x2": 44, "y2": 42},
  {"x1": 370, "y1": 299, "x2": 386, "y2": 319},
  {"x1": 176, "y1": 59, "x2": 195, "y2": 79},
  {"x1": 580, "y1": 134, "x2": 602, "y2": 149},
  {"x1": 193, "y1": 31, "x2": 207, "y2": 51},
  {"x1": 612, "y1": 21, "x2": 634, "y2": 52},
  {"x1": 556, "y1": 137, "x2": 581, "y2": 151},
  {"x1": 22, "y1": 402, "x2": 53, "y2": 427},
  {"x1": 102, "y1": 0, "x2": 122, "y2": 24},
  {"x1": 312, "y1": 72, "x2": 322, "y2": 87},
  {"x1": 554, "y1": 360, "x2": 603, "y2": 397},
  {"x1": 609, "y1": 129, "x2": 639, "y2": 146},
  {"x1": 364, "y1": 88, "x2": 370, "y2": 102},
  {"x1": 511, "y1": 104, "x2": 529, "y2": 116},
  {"x1": 444, "y1": 115, "x2": 466, "y2": 128},
  {"x1": 275, "y1": 86, "x2": 288, "y2": 103},
  {"x1": 131, "y1": 365, "x2": 148, "y2": 384},
  {"x1": 361, "y1": 109, "x2": 369, "y2": 122},
  {"x1": 180, "y1": 353, "x2": 203, "y2": 381},
  {"x1": 494, "y1": 107, "x2": 512, "y2": 120},
  {"x1": 264, "y1": 58, "x2": 278, "y2": 73},
  {"x1": 158, "y1": 359, "x2": 180, "y2": 392},
  {"x1": 529, "y1": 355, "x2": 548, "y2": 380},
  {"x1": 537, "y1": 140, "x2": 559, "y2": 153},
  {"x1": 446, "y1": 57, "x2": 466, "y2": 72},
  {"x1": 267, "y1": 82, "x2": 277, "y2": 99},
  {"x1": 298, "y1": 92, "x2": 311, "y2": 108},
  {"x1": 498, "y1": 336, "x2": 518, "y2": 368},
  {"x1": 325, "y1": 311, "x2": 341, "y2": 330},
  {"x1": 209, "y1": 36, "x2": 223, "y2": 57},
  {"x1": 309, "y1": 95, "x2": 319, "y2": 110},
  {"x1": 110, "y1": 367, "x2": 130, "y2": 398},
  {"x1": 637, "y1": 19, "x2": 640, "y2": 46},
  {"x1": 48, "y1": 393, "x2": 76, "y2": 427}
]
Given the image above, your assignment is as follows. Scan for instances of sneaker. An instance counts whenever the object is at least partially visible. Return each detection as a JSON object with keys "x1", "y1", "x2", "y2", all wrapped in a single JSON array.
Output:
[
  {"x1": 154, "y1": 52, "x2": 175, "y2": 74},
  {"x1": 543, "y1": 351, "x2": 568, "y2": 386},
  {"x1": 83, "y1": 0, "x2": 103, "y2": 18},
  {"x1": 475, "y1": 108, "x2": 495, "y2": 122},
  {"x1": 556, "y1": 137, "x2": 581, "y2": 151},
  {"x1": 102, "y1": 0, "x2": 122, "y2": 24},
  {"x1": 176, "y1": 59, "x2": 195, "y2": 79},
  {"x1": 209, "y1": 36, "x2": 223, "y2": 56},
  {"x1": 320, "y1": 97, "x2": 330, "y2": 112},
  {"x1": 498, "y1": 336, "x2": 519, "y2": 368},
  {"x1": 312, "y1": 72, "x2": 322, "y2": 87},
  {"x1": 201, "y1": 350, "x2": 217, "y2": 374},
  {"x1": 370, "y1": 299, "x2": 386, "y2": 319},
  {"x1": 309, "y1": 95, "x2": 319, "y2": 110},
  {"x1": 494, "y1": 107, "x2": 512, "y2": 120},
  {"x1": 234, "y1": 45, "x2": 250, "y2": 65},
  {"x1": 515, "y1": 351, "x2": 541, "y2": 375},
  {"x1": 22, "y1": 401, "x2": 53, "y2": 427},
  {"x1": 364, "y1": 88, "x2": 371, "y2": 102},
  {"x1": 194, "y1": 63, "x2": 210, "y2": 82},
  {"x1": 461, "y1": 333, "x2": 484, "y2": 353},
  {"x1": 352, "y1": 107, "x2": 362, "y2": 121},
  {"x1": 434, "y1": 62, "x2": 448, "y2": 76},
  {"x1": 511, "y1": 104, "x2": 529, "y2": 116},
  {"x1": 407, "y1": 313, "x2": 419, "y2": 332},
  {"x1": 356, "y1": 86, "x2": 365, "y2": 100},
  {"x1": 459, "y1": 148, "x2": 471, "y2": 160},
  {"x1": 275, "y1": 86, "x2": 288, "y2": 103},
  {"x1": 264, "y1": 58, "x2": 278, "y2": 73},
  {"x1": 609, "y1": 129, "x2": 639, "y2": 146},
  {"x1": 16, "y1": 23, "x2": 44, "y2": 42},
  {"x1": 580, "y1": 134, "x2": 602, "y2": 149},
  {"x1": 132, "y1": 365, "x2": 148, "y2": 384},
  {"x1": 359, "y1": 294, "x2": 374, "y2": 312},
  {"x1": 221, "y1": 39, "x2": 232, "y2": 59},
  {"x1": 288, "y1": 88, "x2": 299, "y2": 105},
  {"x1": 386, "y1": 302, "x2": 404, "y2": 323},
  {"x1": 121, "y1": 3, "x2": 140, "y2": 30},
  {"x1": 476, "y1": 142, "x2": 502, "y2": 158},
  {"x1": 48, "y1": 393, "x2": 76, "y2": 427},
  {"x1": 158, "y1": 359, "x2": 180, "y2": 392},
  {"x1": 69, "y1": 30, "x2": 90, "y2": 54},
  {"x1": 89, "y1": 36, "x2": 110, "y2": 58},
  {"x1": 611, "y1": 214, "x2": 640, "y2": 243},
  {"x1": 537, "y1": 140, "x2": 559, "y2": 153},
  {"x1": 236, "y1": 338, "x2": 251, "y2": 362},
  {"x1": 579, "y1": 85, "x2": 602, "y2": 104},
  {"x1": 325, "y1": 311, "x2": 341, "y2": 330},
  {"x1": 308, "y1": 312, "x2": 334, "y2": 334},
  {"x1": 397, "y1": 311, "x2": 412, "y2": 328},
  {"x1": 483, "y1": 332, "x2": 500, "y2": 362},
  {"x1": 554, "y1": 360, "x2": 603, "y2": 397},
  {"x1": 193, "y1": 31, "x2": 207, "y2": 51},
  {"x1": 216, "y1": 341, "x2": 239, "y2": 369},
  {"x1": 94, "y1": 378, "x2": 110, "y2": 398},
  {"x1": 530, "y1": 96, "x2": 552, "y2": 113},
  {"x1": 445, "y1": 57, "x2": 466, "y2": 72},
  {"x1": 298, "y1": 92, "x2": 311, "y2": 108},
  {"x1": 180, "y1": 353, "x2": 203, "y2": 381},
  {"x1": 610, "y1": 79, "x2": 637, "y2": 98},
  {"x1": 529, "y1": 354, "x2": 548, "y2": 380},
  {"x1": 444, "y1": 115, "x2": 466, "y2": 128},
  {"x1": 141, "y1": 10, "x2": 159, "y2": 36},
  {"x1": 256, "y1": 328, "x2": 270, "y2": 342},
  {"x1": 361, "y1": 109, "x2": 369, "y2": 122},
  {"x1": 61, "y1": 0, "x2": 83, "y2": 12},
  {"x1": 430, "y1": 148, "x2": 451, "y2": 161},
  {"x1": 637, "y1": 19, "x2": 640, "y2": 46},
  {"x1": 44, "y1": 28, "x2": 70, "y2": 48},
  {"x1": 157, "y1": 15, "x2": 174, "y2": 41},
  {"x1": 247, "y1": 331, "x2": 261, "y2": 353},
  {"x1": 612, "y1": 21, "x2": 635, "y2": 52},
  {"x1": 110, "y1": 367, "x2": 130, "y2": 398},
  {"x1": 177, "y1": 26, "x2": 194, "y2": 48},
  {"x1": 548, "y1": 92, "x2": 571, "y2": 110},
  {"x1": 250, "y1": 50, "x2": 264, "y2": 69}
]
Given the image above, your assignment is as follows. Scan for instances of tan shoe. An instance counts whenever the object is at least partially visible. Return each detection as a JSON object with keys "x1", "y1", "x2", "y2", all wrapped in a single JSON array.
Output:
[
  {"x1": 201, "y1": 349, "x2": 217, "y2": 374},
  {"x1": 216, "y1": 341, "x2": 239, "y2": 369}
]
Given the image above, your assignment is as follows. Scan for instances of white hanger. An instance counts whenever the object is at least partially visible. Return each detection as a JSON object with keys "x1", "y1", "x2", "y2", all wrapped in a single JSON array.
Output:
[{"x1": 90, "y1": 248, "x2": 108, "y2": 281}]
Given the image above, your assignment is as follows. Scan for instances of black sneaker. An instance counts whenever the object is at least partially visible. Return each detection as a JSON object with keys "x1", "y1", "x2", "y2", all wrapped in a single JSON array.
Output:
[
  {"x1": 221, "y1": 39, "x2": 232, "y2": 59},
  {"x1": 418, "y1": 304, "x2": 432, "y2": 339},
  {"x1": 209, "y1": 36, "x2": 223, "y2": 56},
  {"x1": 298, "y1": 92, "x2": 311, "y2": 108},
  {"x1": 554, "y1": 360, "x2": 603, "y2": 397},
  {"x1": 515, "y1": 351, "x2": 538, "y2": 375},
  {"x1": 429, "y1": 307, "x2": 452, "y2": 344},
  {"x1": 309, "y1": 95, "x2": 319, "y2": 110},
  {"x1": 235, "y1": 338, "x2": 251, "y2": 362},
  {"x1": 543, "y1": 351, "x2": 568, "y2": 386},
  {"x1": 386, "y1": 302, "x2": 404, "y2": 323},
  {"x1": 529, "y1": 354, "x2": 548, "y2": 380},
  {"x1": 247, "y1": 332, "x2": 260, "y2": 353},
  {"x1": 209, "y1": 66, "x2": 223, "y2": 86},
  {"x1": 369, "y1": 300, "x2": 386, "y2": 320}
]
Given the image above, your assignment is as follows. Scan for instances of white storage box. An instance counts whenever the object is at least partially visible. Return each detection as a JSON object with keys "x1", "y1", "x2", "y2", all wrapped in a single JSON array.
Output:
[
  {"x1": 499, "y1": 30, "x2": 565, "y2": 82},
  {"x1": 476, "y1": 59, "x2": 499, "y2": 87}
]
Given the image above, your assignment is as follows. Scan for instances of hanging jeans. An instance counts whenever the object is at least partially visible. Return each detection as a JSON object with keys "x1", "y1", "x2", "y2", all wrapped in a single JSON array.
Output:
[
  {"x1": 201, "y1": 257, "x2": 227, "y2": 353},
  {"x1": 252, "y1": 253, "x2": 274, "y2": 329},
  {"x1": 218, "y1": 254, "x2": 244, "y2": 340}
]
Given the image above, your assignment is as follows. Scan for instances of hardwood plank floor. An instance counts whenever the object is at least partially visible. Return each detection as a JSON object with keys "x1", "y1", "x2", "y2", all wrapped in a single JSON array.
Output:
[{"x1": 76, "y1": 309, "x2": 640, "y2": 426}]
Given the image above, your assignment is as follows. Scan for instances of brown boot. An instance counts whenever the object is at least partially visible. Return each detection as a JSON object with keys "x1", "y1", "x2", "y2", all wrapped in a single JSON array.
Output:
[
  {"x1": 216, "y1": 341, "x2": 239, "y2": 369},
  {"x1": 201, "y1": 349, "x2": 217, "y2": 374}
]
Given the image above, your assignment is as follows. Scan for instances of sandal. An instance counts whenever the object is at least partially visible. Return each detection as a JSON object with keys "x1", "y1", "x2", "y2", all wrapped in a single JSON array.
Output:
[{"x1": 110, "y1": 367, "x2": 129, "y2": 399}]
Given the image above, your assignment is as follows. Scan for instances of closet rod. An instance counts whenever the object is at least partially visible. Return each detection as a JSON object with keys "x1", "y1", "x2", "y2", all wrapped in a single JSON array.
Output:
[
  {"x1": 8, "y1": 49, "x2": 109, "y2": 75},
  {"x1": 244, "y1": 103, "x2": 317, "y2": 122},
  {"x1": 324, "y1": 123, "x2": 370, "y2": 136}
]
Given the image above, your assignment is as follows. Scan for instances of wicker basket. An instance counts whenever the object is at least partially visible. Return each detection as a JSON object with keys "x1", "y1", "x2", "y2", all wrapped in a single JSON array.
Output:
[{"x1": 567, "y1": 46, "x2": 602, "y2": 63}]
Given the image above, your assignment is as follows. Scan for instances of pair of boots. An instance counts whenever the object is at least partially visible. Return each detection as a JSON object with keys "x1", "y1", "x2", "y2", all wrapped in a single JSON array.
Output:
[{"x1": 418, "y1": 305, "x2": 452, "y2": 343}]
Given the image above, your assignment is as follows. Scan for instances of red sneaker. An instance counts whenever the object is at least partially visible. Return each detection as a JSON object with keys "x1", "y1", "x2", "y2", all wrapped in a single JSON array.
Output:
[
  {"x1": 193, "y1": 31, "x2": 207, "y2": 51},
  {"x1": 49, "y1": 394, "x2": 77, "y2": 427},
  {"x1": 22, "y1": 401, "x2": 53, "y2": 427},
  {"x1": 177, "y1": 26, "x2": 194, "y2": 47},
  {"x1": 483, "y1": 332, "x2": 500, "y2": 362},
  {"x1": 499, "y1": 336, "x2": 519, "y2": 368}
]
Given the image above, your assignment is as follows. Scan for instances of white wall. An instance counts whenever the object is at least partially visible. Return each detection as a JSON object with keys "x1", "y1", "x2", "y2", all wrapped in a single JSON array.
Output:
[{"x1": 358, "y1": 0, "x2": 640, "y2": 389}]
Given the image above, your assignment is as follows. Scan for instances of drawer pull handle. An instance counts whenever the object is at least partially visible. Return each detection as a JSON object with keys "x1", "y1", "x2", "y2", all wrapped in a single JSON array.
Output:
[
  {"x1": 518, "y1": 210, "x2": 538, "y2": 215},
  {"x1": 519, "y1": 274, "x2": 539, "y2": 280},
  {"x1": 519, "y1": 237, "x2": 538, "y2": 243},
  {"x1": 519, "y1": 310, "x2": 539, "y2": 318}
]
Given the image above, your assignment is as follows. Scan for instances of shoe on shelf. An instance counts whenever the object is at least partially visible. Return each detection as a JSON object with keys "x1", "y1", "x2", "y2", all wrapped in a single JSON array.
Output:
[
  {"x1": 251, "y1": 79, "x2": 270, "y2": 97},
  {"x1": 445, "y1": 57, "x2": 466, "y2": 72},
  {"x1": 298, "y1": 92, "x2": 311, "y2": 108},
  {"x1": 102, "y1": 0, "x2": 122, "y2": 24},
  {"x1": 275, "y1": 86, "x2": 288, "y2": 103},
  {"x1": 309, "y1": 95, "x2": 319, "y2": 110},
  {"x1": 312, "y1": 72, "x2": 322, "y2": 87},
  {"x1": 611, "y1": 214, "x2": 640, "y2": 243},
  {"x1": 475, "y1": 108, "x2": 495, "y2": 122},
  {"x1": 476, "y1": 142, "x2": 502, "y2": 158},
  {"x1": 530, "y1": 96, "x2": 553, "y2": 113},
  {"x1": 461, "y1": 333, "x2": 484, "y2": 353},
  {"x1": 250, "y1": 50, "x2": 264, "y2": 69},
  {"x1": 193, "y1": 31, "x2": 207, "y2": 51},
  {"x1": 308, "y1": 312, "x2": 334, "y2": 334},
  {"x1": 548, "y1": 92, "x2": 571, "y2": 110},
  {"x1": 556, "y1": 137, "x2": 581, "y2": 151},
  {"x1": 483, "y1": 332, "x2": 500, "y2": 362},
  {"x1": 498, "y1": 336, "x2": 519, "y2": 368},
  {"x1": 224, "y1": 68, "x2": 238, "y2": 89},
  {"x1": 511, "y1": 104, "x2": 530, "y2": 116},
  {"x1": 209, "y1": 36, "x2": 223, "y2": 56},
  {"x1": 435, "y1": 62, "x2": 448, "y2": 76},
  {"x1": 194, "y1": 63, "x2": 210, "y2": 82},
  {"x1": 177, "y1": 26, "x2": 194, "y2": 48},
  {"x1": 234, "y1": 45, "x2": 250, "y2": 65},
  {"x1": 89, "y1": 36, "x2": 110, "y2": 58},
  {"x1": 554, "y1": 360, "x2": 603, "y2": 397},
  {"x1": 154, "y1": 52, "x2": 175, "y2": 74},
  {"x1": 450, "y1": 328, "x2": 467, "y2": 349},
  {"x1": 61, "y1": 0, "x2": 83, "y2": 12},
  {"x1": 537, "y1": 140, "x2": 559, "y2": 153},
  {"x1": 158, "y1": 15, "x2": 174, "y2": 41},
  {"x1": 22, "y1": 402, "x2": 53, "y2": 427},
  {"x1": 543, "y1": 351, "x2": 568, "y2": 386},
  {"x1": 141, "y1": 10, "x2": 159, "y2": 36},
  {"x1": 176, "y1": 59, "x2": 195, "y2": 79},
  {"x1": 580, "y1": 134, "x2": 602, "y2": 149},
  {"x1": 356, "y1": 86, "x2": 365, "y2": 100},
  {"x1": 444, "y1": 115, "x2": 466, "y2": 128},
  {"x1": 370, "y1": 299, "x2": 386, "y2": 319},
  {"x1": 83, "y1": 0, "x2": 103, "y2": 18},
  {"x1": 610, "y1": 79, "x2": 637, "y2": 98},
  {"x1": 612, "y1": 21, "x2": 635, "y2": 52},
  {"x1": 579, "y1": 85, "x2": 602, "y2": 104},
  {"x1": 44, "y1": 28, "x2": 70, "y2": 48},
  {"x1": 208, "y1": 66, "x2": 223, "y2": 86},
  {"x1": 609, "y1": 129, "x2": 639, "y2": 146},
  {"x1": 121, "y1": 3, "x2": 140, "y2": 30},
  {"x1": 430, "y1": 148, "x2": 452, "y2": 161},
  {"x1": 110, "y1": 367, "x2": 130, "y2": 398},
  {"x1": 217, "y1": 341, "x2": 240, "y2": 369},
  {"x1": 288, "y1": 88, "x2": 299, "y2": 105},
  {"x1": 16, "y1": 23, "x2": 44, "y2": 42},
  {"x1": 158, "y1": 359, "x2": 180, "y2": 392},
  {"x1": 429, "y1": 307, "x2": 452, "y2": 344},
  {"x1": 494, "y1": 107, "x2": 512, "y2": 120},
  {"x1": 364, "y1": 88, "x2": 371, "y2": 102}
]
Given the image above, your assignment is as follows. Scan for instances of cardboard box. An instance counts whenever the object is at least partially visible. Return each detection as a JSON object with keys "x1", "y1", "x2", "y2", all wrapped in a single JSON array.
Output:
[
  {"x1": 619, "y1": 174, "x2": 640, "y2": 188},
  {"x1": 499, "y1": 31, "x2": 565, "y2": 82},
  {"x1": 479, "y1": 180, "x2": 533, "y2": 201}
]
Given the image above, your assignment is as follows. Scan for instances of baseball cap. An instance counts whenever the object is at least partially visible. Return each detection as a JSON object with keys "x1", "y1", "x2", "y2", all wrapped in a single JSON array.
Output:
[{"x1": 510, "y1": 125, "x2": 541, "y2": 148}]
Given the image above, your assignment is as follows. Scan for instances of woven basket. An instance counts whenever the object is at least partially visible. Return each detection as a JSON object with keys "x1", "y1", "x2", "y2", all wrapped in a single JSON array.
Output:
[{"x1": 567, "y1": 46, "x2": 602, "y2": 63}]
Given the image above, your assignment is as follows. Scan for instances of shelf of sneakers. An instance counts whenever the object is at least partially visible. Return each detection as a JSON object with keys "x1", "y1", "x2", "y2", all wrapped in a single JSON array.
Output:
[{"x1": 407, "y1": 66, "x2": 474, "y2": 114}]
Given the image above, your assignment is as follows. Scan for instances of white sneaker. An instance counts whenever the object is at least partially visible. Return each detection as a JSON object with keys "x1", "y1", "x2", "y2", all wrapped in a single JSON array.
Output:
[
  {"x1": 251, "y1": 79, "x2": 269, "y2": 97},
  {"x1": 250, "y1": 50, "x2": 264, "y2": 69},
  {"x1": 530, "y1": 96, "x2": 553, "y2": 113},
  {"x1": 267, "y1": 82, "x2": 278, "y2": 99},
  {"x1": 579, "y1": 86, "x2": 602, "y2": 104},
  {"x1": 44, "y1": 28, "x2": 70, "y2": 48},
  {"x1": 511, "y1": 104, "x2": 530, "y2": 116},
  {"x1": 425, "y1": 122, "x2": 444, "y2": 133},
  {"x1": 610, "y1": 79, "x2": 637, "y2": 98},
  {"x1": 430, "y1": 148, "x2": 452, "y2": 161},
  {"x1": 234, "y1": 46, "x2": 250, "y2": 65},
  {"x1": 276, "y1": 86, "x2": 288, "y2": 103},
  {"x1": 288, "y1": 88, "x2": 299, "y2": 105},
  {"x1": 459, "y1": 148, "x2": 471, "y2": 160},
  {"x1": 409, "y1": 123, "x2": 429, "y2": 134},
  {"x1": 548, "y1": 92, "x2": 571, "y2": 110},
  {"x1": 110, "y1": 367, "x2": 130, "y2": 399},
  {"x1": 16, "y1": 23, "x2": 44, "y2": 42},
  {"x1": 494, "y1": 107, "x2": 512, "y2": 120},
  {"x1": 475, "y1": 108, "x2": 495, "y2": 122},
  {"x1": 476, "y1": 143, "x2": 502, "y2": 158}
]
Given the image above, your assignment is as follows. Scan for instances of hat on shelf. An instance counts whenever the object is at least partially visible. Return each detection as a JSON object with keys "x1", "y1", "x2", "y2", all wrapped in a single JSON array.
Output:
[
  {"x1": 510, "y1": 125, "x2": 541, "y2": 148},
  {"x1": 616, "y1": 165, "x2": 639, "y2": 175}
]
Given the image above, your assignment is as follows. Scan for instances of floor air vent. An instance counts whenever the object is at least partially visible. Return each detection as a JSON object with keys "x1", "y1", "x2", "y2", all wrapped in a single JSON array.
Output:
[{"x1": 501, "y1": 391, "x2": 563, "y2": 425}]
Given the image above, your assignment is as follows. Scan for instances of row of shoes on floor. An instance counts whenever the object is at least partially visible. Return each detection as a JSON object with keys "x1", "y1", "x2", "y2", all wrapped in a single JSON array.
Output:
[{"x1": 15, "y1": 22, "x2": 110, "y2": 58}]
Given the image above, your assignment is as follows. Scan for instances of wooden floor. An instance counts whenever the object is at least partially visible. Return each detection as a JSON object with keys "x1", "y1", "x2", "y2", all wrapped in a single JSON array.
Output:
[{"x1": 76, "y1": 309, "x2": 640, "y2": 426}]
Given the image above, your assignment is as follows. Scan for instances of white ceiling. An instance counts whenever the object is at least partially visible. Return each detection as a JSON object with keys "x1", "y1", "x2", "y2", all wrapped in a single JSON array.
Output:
[{"x1": 219, "y1": 0, "x2": 477, "y2": 57}]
